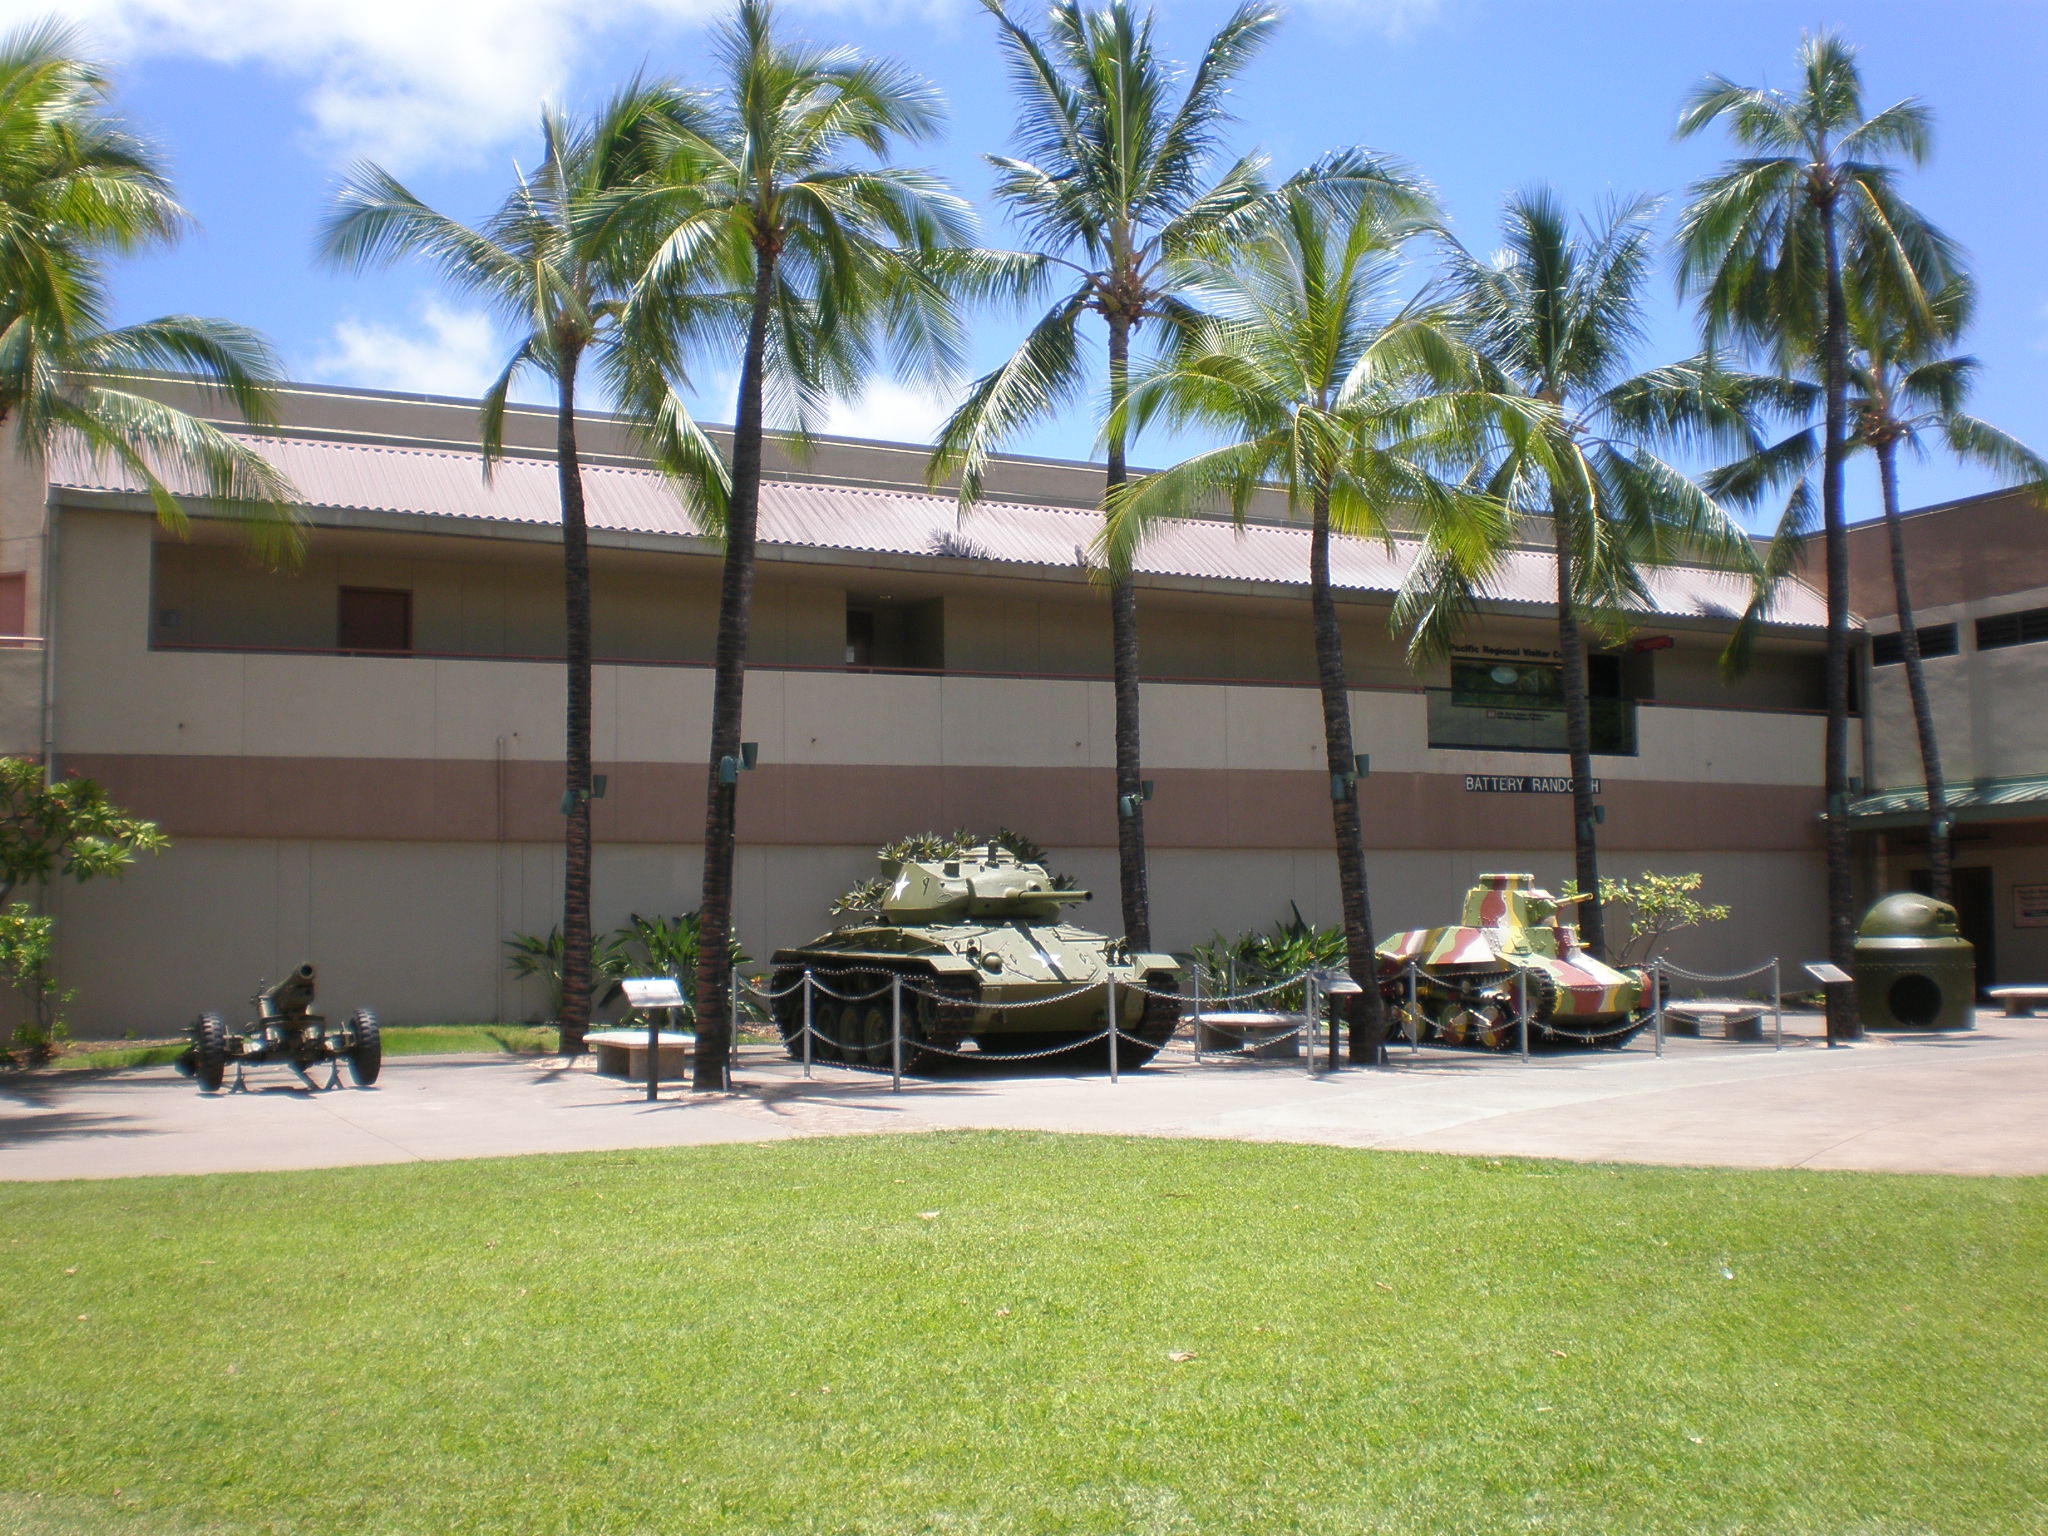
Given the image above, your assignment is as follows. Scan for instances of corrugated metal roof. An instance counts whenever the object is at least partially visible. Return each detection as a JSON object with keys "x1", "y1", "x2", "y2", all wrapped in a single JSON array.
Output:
[{"x1": 48, "y1": 432, "x2": 1824, "y2": 627}]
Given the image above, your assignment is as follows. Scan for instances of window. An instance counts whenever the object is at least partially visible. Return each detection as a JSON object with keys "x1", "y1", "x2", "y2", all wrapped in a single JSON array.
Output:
[
  {"x1": 845, "y1": 607, "x2": 875, "y2": 667},
  {"x1": 337, "y1": 587, "x2": 412, "y2": 652},
  {"x1": 0, "y1": 571, "x2": 25, "y2": 644},
  {"x1": 1975, "y1": 607, "x2": 2048, "y2": 652},
  {"x1": 1872, "y1": 623, "x2": 1959, "y2": 666}
]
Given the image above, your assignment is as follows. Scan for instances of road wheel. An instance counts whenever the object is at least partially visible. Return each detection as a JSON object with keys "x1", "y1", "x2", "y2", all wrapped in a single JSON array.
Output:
[
  {"x1": 191, "y1": 1014, "x2": 227, "y2": 1093},
  {"x1": 811, "y1": 999, "x2": 842, "y2": 1062},
  {"x1": 346, "y1": 1009, "x2": 382, "y2": 1087},
  {"x1": 861, "y1": 1003, "x2": 891, "y2": 1067}
]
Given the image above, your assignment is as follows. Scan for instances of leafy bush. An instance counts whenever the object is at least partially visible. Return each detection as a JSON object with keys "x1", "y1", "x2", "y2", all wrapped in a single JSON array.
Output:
[
  {"x1": 1564, "y1": 872, "x2": 1732, "y2": 967},
  {"x1": 0, "y1": 904, "x2": 71, "y2": 1065},
  {"x1": 1191, "y1": 904, "x2": 1345, "y2": 1011},
  {"x1": 502, "y1": 927, "x2": 632, "y2": 1023},
  {"x1": 0, "y1": 760, "x2": 162, "y2": 1065},
  {"x1": 504, "y1": 913, "x2": 750, "y2": 1025}
]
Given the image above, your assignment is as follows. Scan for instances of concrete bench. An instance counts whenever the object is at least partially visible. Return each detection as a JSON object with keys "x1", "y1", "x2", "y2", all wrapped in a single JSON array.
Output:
[
  {"x1": 1663, "y1": 1002, "x2": 1767, "y2": 1042},
  {"x1": 1193, "y1": 1011, "x2": 1304, "y2": 1059},
  {"x1": 1986, "y1": 986, "x2": 2048, "y2": 1018},
  {"x1": 587, "y1": 1029, "x2": 695, "y2": 1081}
]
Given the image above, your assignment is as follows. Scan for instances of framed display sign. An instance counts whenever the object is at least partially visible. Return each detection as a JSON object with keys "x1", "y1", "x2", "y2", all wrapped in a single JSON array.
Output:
[{"x1": 2013, "y1": 884, "x2": 2048, "y2": 929}]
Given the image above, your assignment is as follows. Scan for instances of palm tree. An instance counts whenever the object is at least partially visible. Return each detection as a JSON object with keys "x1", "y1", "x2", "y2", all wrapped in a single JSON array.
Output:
[
  {"x1": 321, "y1": 84, "x2": 729, "y2": 1057},
  {"x1": 1443, "y1": 189, "x2": 1763, "y2": 958},
  {"x1": 1714, "y1": 275, "x2": 2048, "y2": 908},
  {"x1": 1102, "y1": 170, "x2": 1524, "y2": 1062},
  {"x1": 1856, "y1": 278, "x2": 2047, "y2": 904},
  {"x1": 0, "y1": 20, "x2": 295, "y2": 559},
  {"x1": 611, "y1": 0, "x2": 971, "y2": 1090},
  {"x1": 931, "y1": 0, "x2": 1283, "y2": 955},
  {"x1": 1675, "y1": 31, "x2": 1956, "y2": 1041}
]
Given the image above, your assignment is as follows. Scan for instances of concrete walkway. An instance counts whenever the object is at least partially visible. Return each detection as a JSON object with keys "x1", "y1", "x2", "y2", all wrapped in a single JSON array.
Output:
[{"x1": 3, "y1": 1012, "x2": 2045, "y2": 1181}]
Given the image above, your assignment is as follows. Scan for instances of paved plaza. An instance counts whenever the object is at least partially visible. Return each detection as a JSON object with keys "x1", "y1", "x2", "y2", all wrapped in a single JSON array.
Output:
[{"x1": 3, "y1": 1012, "x2": 2045, "y2": 1181}]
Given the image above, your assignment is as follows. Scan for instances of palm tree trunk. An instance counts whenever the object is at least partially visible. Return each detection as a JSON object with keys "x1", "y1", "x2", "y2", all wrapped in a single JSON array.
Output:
[
  {"x1": 1550, "y1": 490, "x2": 1605, "y2": 959},
  {"x1": 1818, "y1": 190, "x2": 1862, "y2": 1041},
  {"x1": 1309, "y1": 487, "x2": 1385, "y2": 1063},
  {"x1": 693, "y1": 246, "x2": 778, "y2": 1090},
  {"x1": 1104, "y1": 311, "x2": 1151, "y2": 952},
  {"x1": 556, "y1": 348, "x2": 596, "y2": 1056},
  {"x1": 1876, "y1": 437, "x2": 1952, "y2": 904}
]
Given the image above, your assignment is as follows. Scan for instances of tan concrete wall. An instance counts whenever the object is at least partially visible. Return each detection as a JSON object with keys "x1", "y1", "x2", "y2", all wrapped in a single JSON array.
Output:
[
  {"x1": 48, "y1": 833, "x2": 1818, "y2": 1037},
  {"x1": 1862, "y1": 581, "x2": 2048, "y2": 788}
]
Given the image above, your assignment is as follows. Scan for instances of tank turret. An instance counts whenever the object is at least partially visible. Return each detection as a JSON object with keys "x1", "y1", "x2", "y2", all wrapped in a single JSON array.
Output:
[
  {"x1": 769, "y1": 843, "x2": 1179, "y2": 1072},
  {"x1": 879, "y1": 845, "x2": 1088, "y2": 923}
]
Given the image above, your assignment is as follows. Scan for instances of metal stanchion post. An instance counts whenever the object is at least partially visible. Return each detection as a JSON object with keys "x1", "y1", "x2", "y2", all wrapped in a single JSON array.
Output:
[
  {"x1": 1406, "y1": 962, "x2": 1421, "y2": 1054},
  {"x1": 1326, "y1": 975, "x2": 1340, "y2": 1071},
  {"x1": 728, "y1": 969, "x2": 741, "y2": 1090},
  {"x1": 802, "y1": 972, "x2": 814, "y2": 1079},
  {"x1": 1105, "y1": 973, "x2": 1119, "y2": 1083},
  {"x1": 1653, "y1": 960, "x2": 1665, "y2": 1058},
  {"x1": 1304, "y1": 974, "x2": 1319, "y2": 1076},
  {"x1": 1517, "y1": 969, "x2": 1529, "y2": 1063},
  {"x1": 890, "y1": 973, "x2": 903, "y2": 1094},
  {"x1": 1771, "y1": 960, "x2": 1783, "y2": 1051},
  {"x1": 1191, "y1": 968, "x2": 1203, "y2": 1064}
]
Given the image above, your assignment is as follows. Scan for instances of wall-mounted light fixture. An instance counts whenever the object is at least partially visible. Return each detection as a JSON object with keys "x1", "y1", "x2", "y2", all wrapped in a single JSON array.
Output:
[
  {"x1": 559, "y1": 773, "x2": 609, "y2": 816},
  {"x1": 718, "y1": 742, "x2": 760, "y2": 786},
  {"x1": 1329, "y1": 753, "x2": 1371, "y2": 801},
  {"x1": 1117, "y1": 779, "x2": 1156, "y2": 819}
]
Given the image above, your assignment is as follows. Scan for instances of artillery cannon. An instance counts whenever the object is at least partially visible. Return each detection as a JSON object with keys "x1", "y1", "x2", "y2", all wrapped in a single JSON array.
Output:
[
  {"x1": 768, "y1": 843, "x2": 1181, "y2": 1071},
  {"x1": 174, "y1": 963, "x2": 382, "y2": 1093},
  {"x1": 1376, "y1": 873, "x2": 1656, "y2": 1049}
]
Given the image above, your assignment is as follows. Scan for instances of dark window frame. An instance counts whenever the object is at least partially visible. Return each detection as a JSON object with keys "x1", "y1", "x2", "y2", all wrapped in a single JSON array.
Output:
[
  {"x1": 337, "y1": 586, "x2": 413, "y2": 653},
  {"x1": 1975, "y1": 607, "x2": 2048, "y2": 652},
  {"x1": 1871, "y1": 623, "x2": 1959, "y2": 666}
]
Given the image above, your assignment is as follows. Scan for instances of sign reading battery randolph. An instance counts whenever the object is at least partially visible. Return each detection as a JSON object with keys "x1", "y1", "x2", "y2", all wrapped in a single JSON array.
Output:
[{"x1": 1464, "y1": 774, "x2": 1601, "y2": 794}]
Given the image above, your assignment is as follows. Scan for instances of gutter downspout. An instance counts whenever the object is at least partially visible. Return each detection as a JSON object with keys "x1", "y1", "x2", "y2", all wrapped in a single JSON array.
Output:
[{"x1": 39, "y1": 492, "x2": 58, "y2": 784}]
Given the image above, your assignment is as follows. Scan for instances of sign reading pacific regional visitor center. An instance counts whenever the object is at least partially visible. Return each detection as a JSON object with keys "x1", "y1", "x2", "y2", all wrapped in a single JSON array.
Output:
[{"x1": 1464, "y1": 775, "x2": 1602, "y2": 794}]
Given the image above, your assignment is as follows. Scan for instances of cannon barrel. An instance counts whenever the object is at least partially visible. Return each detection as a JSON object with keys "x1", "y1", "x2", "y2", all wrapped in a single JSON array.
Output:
[{"x1": 258, "y1": 963, "x2": 317, "y2": 1019}]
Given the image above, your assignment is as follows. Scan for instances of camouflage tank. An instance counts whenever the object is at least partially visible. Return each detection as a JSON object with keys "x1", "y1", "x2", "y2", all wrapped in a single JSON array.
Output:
[
  {"x1": 1376, "y1": 873, "x2": 1654, "y2": 1049},
  {"x1": 768, "y1": 844, "x2": 1181, "y2": 1071}
]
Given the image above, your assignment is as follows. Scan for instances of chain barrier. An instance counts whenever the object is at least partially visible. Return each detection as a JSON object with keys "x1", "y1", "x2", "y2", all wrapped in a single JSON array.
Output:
[
  {"x1": 1655, "y1": 958, "x2": 1780, "y2": 985},
  {"x1": 1127, "y1": 975, "x2": 1315, "y2": 1006},
  {"x1": 807, "y1": 974, "x2": 896, "y2": 1003},
  {"x1": 738, "y1": 974, "x2": 807, "y2": 1001},
  {"x1": 791, "y1": 1019, "x2": 1115, "y2": 1064},
  {"x1": 897, "y1": 979, "x2": 1106, "y2": 1012}
]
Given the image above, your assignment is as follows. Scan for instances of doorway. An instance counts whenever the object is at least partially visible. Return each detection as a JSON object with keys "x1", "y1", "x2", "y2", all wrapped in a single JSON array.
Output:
[{"x1": 1908, "y1": 865, "x2": 1995, "y2": 993}]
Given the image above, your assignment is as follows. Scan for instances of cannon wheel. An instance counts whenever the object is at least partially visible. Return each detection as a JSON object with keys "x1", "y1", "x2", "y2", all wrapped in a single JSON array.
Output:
[
  {"x1": 191, "y1": 1013, "x2": 227, "y2": 1093},
  {"x1": 346, "y1": 1009, "x2": 382, "y2": 1087}
]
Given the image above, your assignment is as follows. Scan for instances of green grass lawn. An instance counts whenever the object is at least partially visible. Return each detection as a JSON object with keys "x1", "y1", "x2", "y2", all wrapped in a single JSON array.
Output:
[
  {"x1": 20, "y1": 1024, "x2": 559, "y2": 1074},
  {"x1": 1, "y1": 1133, "x2": 2042, "y2": 1535}
]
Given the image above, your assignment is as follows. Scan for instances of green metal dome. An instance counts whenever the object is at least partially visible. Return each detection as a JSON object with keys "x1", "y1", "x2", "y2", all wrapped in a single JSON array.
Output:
[{"x1": 1857, "y1": 892, "x2": 1962, "y2": 939}]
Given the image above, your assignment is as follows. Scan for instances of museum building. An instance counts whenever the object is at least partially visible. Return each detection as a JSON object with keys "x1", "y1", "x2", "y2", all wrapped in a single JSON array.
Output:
[
  {"x1": 0, "y1": 379, "x2": 1839, "y2": 1034},
  {"x1": 1848, "y1": 486, "x2": 2048, "y2": 990}
]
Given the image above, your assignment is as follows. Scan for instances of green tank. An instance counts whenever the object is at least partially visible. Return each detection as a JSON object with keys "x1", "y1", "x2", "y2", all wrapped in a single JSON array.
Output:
[
  {"x1": 1376, "y1": 873, "x2": 1656, "y2": 1049},
  {"x1": 768, "y1": 844, "x2": 1181, "y2": 1071}
]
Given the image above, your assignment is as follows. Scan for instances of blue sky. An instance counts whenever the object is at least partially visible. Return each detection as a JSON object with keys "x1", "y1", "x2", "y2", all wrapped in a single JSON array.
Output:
[{"x1": 17, "y1": 0, "x2": 2048, "y2": 523}]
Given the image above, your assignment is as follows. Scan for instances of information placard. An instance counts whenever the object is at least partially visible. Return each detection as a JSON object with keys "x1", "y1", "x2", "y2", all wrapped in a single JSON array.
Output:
[
  {"x1": 2015, "y1": 884, "x2": 2048, "y2": 929},
  {"x1": 621, "y1": 977, "x2": 686, "y2": 1009}
]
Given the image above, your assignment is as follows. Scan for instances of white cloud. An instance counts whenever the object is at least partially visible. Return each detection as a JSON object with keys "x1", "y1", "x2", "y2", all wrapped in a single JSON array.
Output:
[
  {"x1": 820, "y1": 378, "x2": 958, "y2": 445},
  {"x1": 1295, "y1": 0, "x2": 1446, "y2": 39},
  {"x1": 308, "y1": 299, "x2": 506, "y2": 398},
  {"x1": 24, "y1": 0, "x2": 958, "y2": 170}
]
